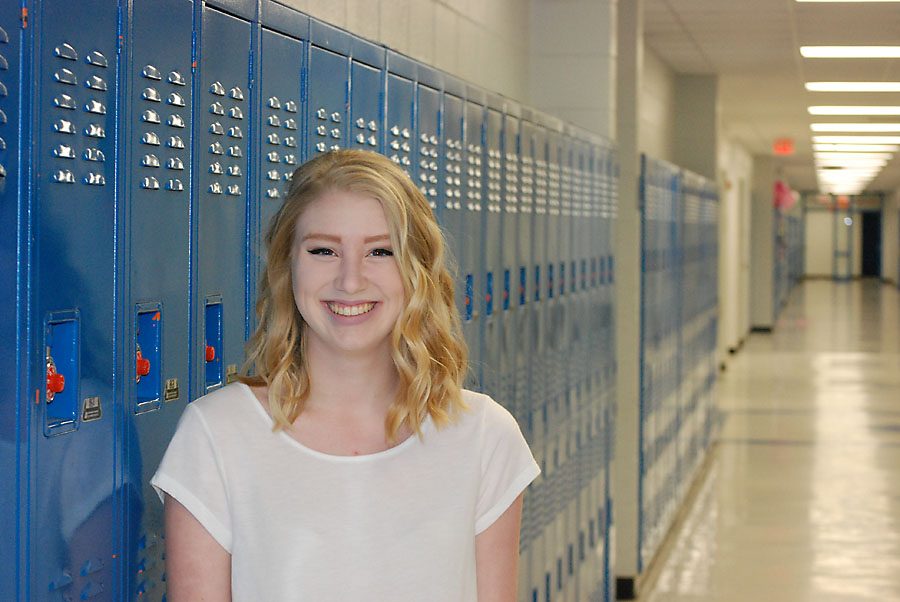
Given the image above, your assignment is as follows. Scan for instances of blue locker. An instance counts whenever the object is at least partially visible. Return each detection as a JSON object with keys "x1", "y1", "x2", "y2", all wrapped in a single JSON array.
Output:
[
  {"x1": 441, "y1": 80, "x2": 466, "y2": 349},
  {"x1": 385, "y1": 51, "x2": 415, "y2": 176},
  {"x1": 462, "y1": 89, "x2": 485, "y2": 390},
  {"x1": 194, "y1": 5, "x2": 252, "y2": 399},
  {"x1": 481, "y1": 98, "x2": 503, "y2": 400},
  {"x1": 254, "y1": 7, "x2": 308, "y2": 323},
  {"x1": 348, "y1": 36, "x2": 382, "y2": 154},
  {"x1": 308, "y1": 21, "x2": 350, "y2": 157},
  {"x1": 29, "y1": 1, "x2": 120, "y2": 598},
  {"x1": 121, "y1": 0, "x2": 194, "y2": 598},
  {"x1": 500, "y1": 103, "x2": 521, "y2": 425},
  {"x1": 0, "y1": 6, "x2": 22, "y2": 599},
  {"x1": 415, "y1": 67, "x2": 442, "y2": 215}
]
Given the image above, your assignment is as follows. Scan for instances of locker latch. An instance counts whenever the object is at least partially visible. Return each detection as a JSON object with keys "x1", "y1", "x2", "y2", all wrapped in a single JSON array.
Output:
[
  {"x1": 46, "y1": 355, "x2": 65, "y2": 402},
  {"x1": 205, "y1": 345, "x2": 216, "y2": 362},
  {"x1": 135, "y1": 347, "x2": 151, "y2": 382}
]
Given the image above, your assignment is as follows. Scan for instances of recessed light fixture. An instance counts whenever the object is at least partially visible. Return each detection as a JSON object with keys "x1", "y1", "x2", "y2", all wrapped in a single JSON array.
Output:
[
  {"x1": 811, "y1": 123, "x2": 900, "y2": 132},
  {"x1": 801, "y1": 46, "x2": 900, "y2": 58},
  {"x1": 814, "y1": 143, "x2": 900, "y2": 152},
  {"x1": 806, "y1": 82, "x2": 900, "y2": 92},
  {"x1": 809, "y1": 106, "x2": 900, "y2": 115},
  {"x1": 813, "y1": 135, "x2": 900, "y2": 144},
  {"x1": 814, "y1": 152, "x2": 893, "y2": 160}
]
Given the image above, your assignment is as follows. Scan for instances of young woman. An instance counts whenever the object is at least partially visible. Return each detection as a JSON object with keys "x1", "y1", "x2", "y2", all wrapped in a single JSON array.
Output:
[{"x1": 152, "y1": 150, "x2": 540, "y2": 601}]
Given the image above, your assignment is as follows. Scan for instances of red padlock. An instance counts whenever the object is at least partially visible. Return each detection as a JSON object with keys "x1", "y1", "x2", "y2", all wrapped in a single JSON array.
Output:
[
  {"x1": 46, "y1": 358, "x2": 65, "y2": 402},
  {"x1": 136, "y1": 349, "x2": 151, "y2": 381},
  {"x1": 205, "y1": 345, "x2": 216, "y2": 362}
]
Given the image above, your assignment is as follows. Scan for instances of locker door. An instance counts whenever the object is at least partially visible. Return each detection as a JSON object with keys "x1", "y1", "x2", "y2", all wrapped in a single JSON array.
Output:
[
  {"x1": 308, "y1": 23, "x2": 349, "y2": 157},
  {"x1": 349, "y1": 38, "x2": 382, "y2": 154},
  {"x1": 255, "y1": 20, "x2": 306, "y2": 319},
  {"x1": 0, "y1": 5, "x2": 22, "y2": 599},
  {"x1": 500, "y1": 107, "x2": 520, "y2": 424},
  {"x1": 481, "y1": 103, "x2": 503, "y2": 400},
  {"x1": 385, "y1": 52, "x2": 414, "y2": 177},
  {"x1": 415, "y1": 79, "x2": 441, "y2": 214},
  {"x1": 462, "y1": 96, "x2": 484, "y2": 390},
  {"x1": 122, "y1": 1, "x2": 194, "y2": 598},
  {"x1": 441, "y1": 89, "x2": 465, "y2": 340},
  {"x1": 194, "y1": 6, "x2": 252, "y2": 398},
  {"x1": 29, "y1": 1, "x2": 119, "y2": 598}
]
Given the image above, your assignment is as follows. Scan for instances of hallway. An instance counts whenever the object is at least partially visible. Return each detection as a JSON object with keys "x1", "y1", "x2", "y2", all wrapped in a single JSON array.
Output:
[{"x1": 639, "y1": 280, "x2": 900, "y2": 602}]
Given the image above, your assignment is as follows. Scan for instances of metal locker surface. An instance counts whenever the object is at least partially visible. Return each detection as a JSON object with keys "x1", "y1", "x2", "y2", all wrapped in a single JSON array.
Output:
[
  {"x1": 499, "y1": 105, "x2": 520, "y2": 426},
  {"x1": 348, "y1": 36, "x2": 382, "y2": 154},
  {"x1": 194, "y1": 6, "x2": 252, "y2": 399},
  {"x1": 29, "y1": 0, "x2": 120, "y2": 599},
  {"x1": 0, "y1": 3, "x2": 22, "y2": 599},
  {"x1": 122, "y1": 1, "x2": 194, "y2": 598},
  {"x1": 440, "y1": 87, "x2": 465, "y2": 345},
  {"x1": 385, "y1": 52, "x2": 415, "y2": 178},
  {"x1": 415, "y1": 78, "x2": 441, "y2": 214},
  {"x1": 255, "y1": 20, "x2": 307, "y2": 324},
  {"x1": 480, "y1": 102, "x2": 503, "y2": 402},
  {"x1": 308, "y1": 22, "x2": 350, "y2": 157},
  {"x1": 462, "y1": 94, "x2": 485, "y2": 391}
]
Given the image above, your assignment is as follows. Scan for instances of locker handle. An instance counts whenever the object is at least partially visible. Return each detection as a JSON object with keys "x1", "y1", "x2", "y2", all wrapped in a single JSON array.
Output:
[
  {"x1": 205, "y1": 345, "x2": 216, "y2": 362},
  {"x1": 46, "y1": 357, "x2": 65, "y2": 402},
  {"x1": 136, "y1": 349, "x2": 151, "y2": 380}
]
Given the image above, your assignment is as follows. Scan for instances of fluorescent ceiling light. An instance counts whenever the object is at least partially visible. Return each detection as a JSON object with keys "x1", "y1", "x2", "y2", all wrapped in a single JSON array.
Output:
[
  {"x1": 813, "y1": 135, "x2": 900, "y2": 144},
  {"x1": 814, "y1": 152, "x2": 893, "y2": 160},
  {"x1": 806, "y1": 82, "x2": 900, "y2": 92},
  {"x1": 801, "y1": 46, "x2": 900, "y2": 58},
  {"x1": 816, "y1": 160, "x2": 887, "y2": 169},
  {"x1": 809, "y1": 106, "x2": 900, "y2": 115},
  {"x1": 798, "y1": 0, "x2": 900, "y2": 3},
  {"x1": 814, "y1": 143, "x2": 900, "y2": 152},
  {"x1": 811, "y1": 123, "x2": 900, "y2": 132}
]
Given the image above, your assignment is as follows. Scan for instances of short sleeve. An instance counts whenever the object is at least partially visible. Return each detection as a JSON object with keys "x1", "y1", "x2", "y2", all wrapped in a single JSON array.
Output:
[
  {"x1": 474, "y1": 399, "x2": 541, "y2": 534},
  {"x1": 150, "y1": 404, "x2": 233, "y2": 552}
]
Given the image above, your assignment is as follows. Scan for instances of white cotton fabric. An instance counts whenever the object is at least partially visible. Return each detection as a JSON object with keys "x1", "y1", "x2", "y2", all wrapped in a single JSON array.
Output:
[{"x1": 151, "y1": 382, "x2": 539, "y2": 602}]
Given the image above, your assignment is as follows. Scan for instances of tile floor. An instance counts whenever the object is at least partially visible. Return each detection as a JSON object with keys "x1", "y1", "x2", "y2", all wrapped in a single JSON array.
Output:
[{"x1": 638, "y1": 279, "x2": 900, "y2": 602}]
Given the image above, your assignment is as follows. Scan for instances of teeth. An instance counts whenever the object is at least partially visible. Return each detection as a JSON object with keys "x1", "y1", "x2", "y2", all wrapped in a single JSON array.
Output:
[{"x1": 328, "y1": 302, "x2": 375, "y2": 317}]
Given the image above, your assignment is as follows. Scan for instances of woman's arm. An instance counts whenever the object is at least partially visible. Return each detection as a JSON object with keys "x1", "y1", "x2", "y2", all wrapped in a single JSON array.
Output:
[
  {"x1": 475, "y1": 493, "x2": 524, "y2": 602},
  {"x1": 164, "y1": 494, "x2": 232, "y2": 601}
]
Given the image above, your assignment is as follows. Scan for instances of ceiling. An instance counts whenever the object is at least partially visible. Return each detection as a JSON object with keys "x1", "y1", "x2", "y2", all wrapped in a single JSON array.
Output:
[{"x1": 643, "y1": 0, "x2": 900, "y2": 193}]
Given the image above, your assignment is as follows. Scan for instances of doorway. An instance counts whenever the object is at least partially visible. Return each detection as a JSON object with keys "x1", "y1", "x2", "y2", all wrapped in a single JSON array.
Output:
[{"x1": 861, "y1": 211, "x2": 881, "y2": 278}]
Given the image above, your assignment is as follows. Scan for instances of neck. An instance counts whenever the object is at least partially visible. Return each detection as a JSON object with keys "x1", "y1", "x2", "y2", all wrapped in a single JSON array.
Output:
[{"x1": 304, "y1": 339, "x2": 400, "y2": 418}]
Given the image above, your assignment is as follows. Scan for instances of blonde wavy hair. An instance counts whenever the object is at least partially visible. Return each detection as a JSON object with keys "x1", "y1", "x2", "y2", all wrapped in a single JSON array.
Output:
[{"x1": 240, "y1": 149, "x2": 468, "y2": 442}]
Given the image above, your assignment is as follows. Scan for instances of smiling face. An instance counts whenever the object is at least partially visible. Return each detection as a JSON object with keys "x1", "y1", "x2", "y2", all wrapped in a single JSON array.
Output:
[{"x1": 291, "y1": 188, "x2": 406, "y2": 360}]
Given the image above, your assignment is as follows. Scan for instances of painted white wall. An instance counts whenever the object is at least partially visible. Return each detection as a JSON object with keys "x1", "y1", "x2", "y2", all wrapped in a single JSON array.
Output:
[
  {"x1": 529, "y1": 0, "x2": 617, "y2": 137},
  {"x1": 292, "y1": 0, "x2": 532, "y2": 104},
  {"x1": 884, "y1": 191, "x2": 900, "y2": 284},
  {"x1": 805, "y1": 209, "x2": 832, "y2": 277},
  {"x1": 750, "y1": 155, "x2": 775, "y2": 328},
  {"x1": 716, "y1": 139, "x2": 753, "y2": 358},
  {"x1": 638, "y1": 47, "x2": 675, "y2": 161}
]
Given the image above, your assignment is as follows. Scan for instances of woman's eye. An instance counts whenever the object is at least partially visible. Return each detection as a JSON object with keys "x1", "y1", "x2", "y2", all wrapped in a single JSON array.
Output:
[
  {"x1": 370, "y1": 248, "x2": 394, "y2": 257},
  {"x1": 308, "y1": 247, "x2": 336, "y2": 256}
]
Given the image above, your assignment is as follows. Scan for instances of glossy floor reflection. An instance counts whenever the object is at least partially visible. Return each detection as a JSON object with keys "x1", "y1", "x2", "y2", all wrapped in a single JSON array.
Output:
[{"x1": 638, "y1": 280, "x2": 900, "y2": 602}]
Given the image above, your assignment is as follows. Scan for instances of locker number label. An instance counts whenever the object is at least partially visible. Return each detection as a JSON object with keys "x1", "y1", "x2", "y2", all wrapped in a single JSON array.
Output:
[
  {"x1": 82, "y1": 397, "x2": 102, "y2": 422},
  {"x1": 164, "y1": 378, "x2": 180, "y2": 402}
]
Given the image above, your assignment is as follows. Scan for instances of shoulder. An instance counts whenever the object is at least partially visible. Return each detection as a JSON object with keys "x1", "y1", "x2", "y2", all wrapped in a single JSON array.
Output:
[
  {"x1": 457, "y1": 389, "x2": 521, "y2": 435},
  {"x1": 181, "y1": 383, "x2": 259, "y2": 430}
]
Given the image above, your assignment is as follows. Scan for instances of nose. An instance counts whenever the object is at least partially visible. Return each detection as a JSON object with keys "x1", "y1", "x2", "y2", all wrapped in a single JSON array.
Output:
[{"x1": 335, "y1": 254, "x2": 366, "y2": 294}]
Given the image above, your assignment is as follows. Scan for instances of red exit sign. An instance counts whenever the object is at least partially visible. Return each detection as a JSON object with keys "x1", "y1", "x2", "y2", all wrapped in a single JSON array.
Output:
[{"x1": 773, "y1": 138, "x2": 795, "y2": 156}]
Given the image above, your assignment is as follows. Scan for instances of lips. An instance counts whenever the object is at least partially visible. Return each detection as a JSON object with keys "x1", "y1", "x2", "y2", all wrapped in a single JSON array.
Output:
[{"x1": 326, "y1": 301, "x2": 376, "y2": 317}]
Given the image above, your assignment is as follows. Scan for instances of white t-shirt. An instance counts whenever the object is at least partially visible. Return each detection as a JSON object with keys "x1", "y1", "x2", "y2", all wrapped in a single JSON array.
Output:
[{"x1": 151, "y1": 382, "x2": 540, "y2": 601}]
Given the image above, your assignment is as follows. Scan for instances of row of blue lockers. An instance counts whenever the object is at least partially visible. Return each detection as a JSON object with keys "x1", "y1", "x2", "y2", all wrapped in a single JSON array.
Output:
[
  {"x1": 774, "y1": 212, "x2": 804, "y2": 315},
  {"x1": 0, "y1": 1, "x2": 620, "y2": 601},
  {"x1": 637, "y1": 156, "x2": 719, "y2": 572}
]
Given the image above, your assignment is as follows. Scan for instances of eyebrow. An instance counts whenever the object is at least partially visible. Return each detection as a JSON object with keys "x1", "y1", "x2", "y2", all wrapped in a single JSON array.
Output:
[{"x1": 301, "y1": 233, "x2": 392, "y2": 244}]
